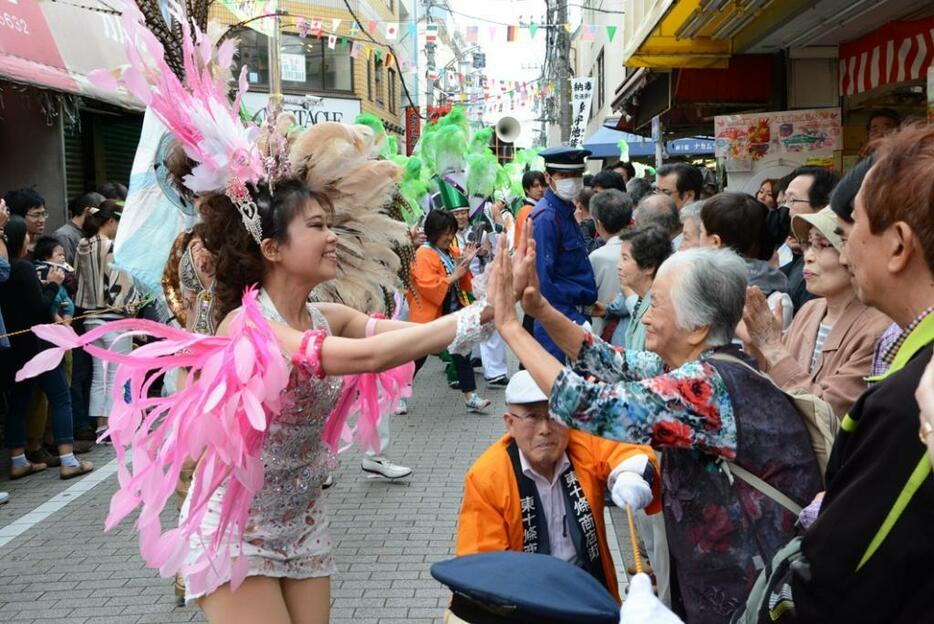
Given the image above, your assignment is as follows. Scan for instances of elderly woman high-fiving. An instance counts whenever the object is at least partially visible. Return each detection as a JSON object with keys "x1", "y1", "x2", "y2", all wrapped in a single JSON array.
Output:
[{"x1": 490, "y1": 229, "x2": 822, "y2": 624}]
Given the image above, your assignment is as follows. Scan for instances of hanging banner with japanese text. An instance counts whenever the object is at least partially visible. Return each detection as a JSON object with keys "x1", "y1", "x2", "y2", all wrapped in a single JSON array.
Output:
[{"x1": 569, "y1": 78, "x2": 594, "y2": 147}]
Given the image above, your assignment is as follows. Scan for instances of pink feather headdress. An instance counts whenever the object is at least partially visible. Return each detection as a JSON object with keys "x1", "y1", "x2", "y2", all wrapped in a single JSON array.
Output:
[{"x1": 89, "y1": 2, "x2": 270, "y2": 244}]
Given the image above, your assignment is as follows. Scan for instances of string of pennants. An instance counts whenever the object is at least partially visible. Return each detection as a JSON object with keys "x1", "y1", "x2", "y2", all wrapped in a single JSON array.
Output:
[
  {"x1": 442, "y1": 77, "x2": 558, "y2": 114},
  {"x1": 289, "y1": 15, "x2": 618, "y2": 46}
]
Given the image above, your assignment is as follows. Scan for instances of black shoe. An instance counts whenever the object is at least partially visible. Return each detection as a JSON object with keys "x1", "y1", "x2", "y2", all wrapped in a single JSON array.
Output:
[
  {"x1": 448, "y1": 380, "x2": 461, "y2": 390},
  {"x1": 485, "y1": 375, "x2": 509, "y2": 387},
  {"x1": 470, "y1": 357, "x2": 483, "y2": 369}
]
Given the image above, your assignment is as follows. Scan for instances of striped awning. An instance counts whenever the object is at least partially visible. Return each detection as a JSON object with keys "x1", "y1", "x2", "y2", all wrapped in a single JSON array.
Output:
[
  {"x1": 839, "y1": 16, "x2": 934, "y2": 97},
  {"x1": 0, "y1": 0, "x2": 141, "y2": 110}
]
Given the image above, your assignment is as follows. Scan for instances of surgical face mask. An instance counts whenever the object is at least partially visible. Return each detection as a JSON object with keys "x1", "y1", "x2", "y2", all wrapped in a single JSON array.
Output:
[{"x1": 553, "y1": 177, "x2": 583, "y2": 202}]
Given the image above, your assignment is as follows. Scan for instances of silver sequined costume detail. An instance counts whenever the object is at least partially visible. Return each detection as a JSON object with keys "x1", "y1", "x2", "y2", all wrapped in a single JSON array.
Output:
[{"x1": 183, "y1": 291, "x2": 341, "y2": 602}]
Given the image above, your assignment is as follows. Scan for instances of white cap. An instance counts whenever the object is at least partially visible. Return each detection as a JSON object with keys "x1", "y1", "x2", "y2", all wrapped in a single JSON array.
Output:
[{"x1": 504, "y1": 371, "x2": 549, "y2": 405}]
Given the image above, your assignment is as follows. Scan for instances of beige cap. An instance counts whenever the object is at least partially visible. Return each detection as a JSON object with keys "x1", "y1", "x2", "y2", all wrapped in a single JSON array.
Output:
[{"x1": 791, "y1": 206, "x2": 844, "y2": 253}]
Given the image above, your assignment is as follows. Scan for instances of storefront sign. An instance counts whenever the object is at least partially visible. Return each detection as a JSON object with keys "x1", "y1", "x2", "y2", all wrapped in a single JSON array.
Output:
[
  {"x1": 569, "y1": 78, "x2": 594, "y2": 148},
  {"x1": 405, "y1": 106, "x2": 421, "y2": 156},
  {"x1": 242, "y1": 92, "x2": 361, "y2": 128},
  {"x1": 715, "y1": 108, "x2": 841, "y2": 172}
]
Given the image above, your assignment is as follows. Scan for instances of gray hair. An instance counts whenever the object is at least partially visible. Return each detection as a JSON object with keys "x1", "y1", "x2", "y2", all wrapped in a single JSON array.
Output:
[
  {"x1": 635, "y1": 194, "x2": 680, "y2": 235},
  {"x1": 590, "y1": 189, "x2": 634, "y2": 235},
  {"x1": 655, "y1": 247, "x2": 747, "y2": 348},
  {"x1": 626, "y1": 177, "x2": 654, "y2": 205},
  {"x1": 679, "y1": 200, "x2": 704, "y2": 237}
]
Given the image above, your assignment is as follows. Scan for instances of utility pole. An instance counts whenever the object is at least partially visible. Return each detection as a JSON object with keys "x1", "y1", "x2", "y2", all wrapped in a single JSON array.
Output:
[
  {"x1": 425, "y1": 0, "x2": 436, "y2": 109},
  {"x1": 267, "y1": 0, "x2": 283, "y2": 109},
  {"x1": 556, "y1": 0, "x2": 571, "y2": 142}
]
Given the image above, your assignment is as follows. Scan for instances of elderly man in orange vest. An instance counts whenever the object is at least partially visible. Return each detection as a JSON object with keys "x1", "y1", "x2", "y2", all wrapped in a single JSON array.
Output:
[{"x1": 455, "y1": 371, "x2": 660, "y2": 601}]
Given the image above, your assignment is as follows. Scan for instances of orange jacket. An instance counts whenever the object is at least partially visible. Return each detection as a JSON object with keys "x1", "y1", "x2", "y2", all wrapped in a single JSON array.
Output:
[
  {"x1": 406, "y1": 244, "x2": 472, "y2": 324},
  {"x1": 513, "y1": 202, "x2": 534, "y2": 248},
  {"x1": 455, "y1": 431, "x2": 660, "y2": 602}
]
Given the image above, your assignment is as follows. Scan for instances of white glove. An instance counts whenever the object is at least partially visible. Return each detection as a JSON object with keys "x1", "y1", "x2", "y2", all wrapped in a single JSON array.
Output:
[
  {"x1": 610, "y1": 471, "x2": 653, "y2": 511},
  {"x1": 619, "y1": 573, "x2": 684, "y2": 624}
]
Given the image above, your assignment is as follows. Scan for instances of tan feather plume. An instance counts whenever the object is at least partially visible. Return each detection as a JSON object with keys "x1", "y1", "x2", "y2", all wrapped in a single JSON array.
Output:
[{"x1": 292, "y1": 122, "x2": 410, "y2": 314}]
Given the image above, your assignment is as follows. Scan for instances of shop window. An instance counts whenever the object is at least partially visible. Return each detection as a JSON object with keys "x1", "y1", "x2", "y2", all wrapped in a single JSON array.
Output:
[
  {"x1": 235, "y1": 29, "x2": 353, "y2": 93},
  {"x1": 387, "y1": 68, "x2": 397, "y2": 114},
  {"x1": 375, "y1": 58, "x2": 384, "y2": 107}
]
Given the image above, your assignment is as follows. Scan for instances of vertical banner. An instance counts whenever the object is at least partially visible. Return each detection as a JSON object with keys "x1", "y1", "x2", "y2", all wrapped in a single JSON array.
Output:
[
  {"x1": 405, "y1": 106, "x2": 421, "y2": 156},
  {"x1": 569, "y1": 78, "x2": 594, "y2": 147}
]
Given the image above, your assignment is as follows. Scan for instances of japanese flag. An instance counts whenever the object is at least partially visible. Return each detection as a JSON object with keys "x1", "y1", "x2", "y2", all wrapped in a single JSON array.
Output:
[
  {"x1": 327, "y1": 34, "x2": 337, "y2": 49},
  {"x1": 385, "y1": 23, "x2": 398, "y2": 39}
]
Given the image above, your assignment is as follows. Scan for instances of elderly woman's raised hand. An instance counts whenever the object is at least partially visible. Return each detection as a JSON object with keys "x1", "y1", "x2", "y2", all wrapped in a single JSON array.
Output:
[{"x1": 739, "y1": 286, "x2": 783, "y2": 354}]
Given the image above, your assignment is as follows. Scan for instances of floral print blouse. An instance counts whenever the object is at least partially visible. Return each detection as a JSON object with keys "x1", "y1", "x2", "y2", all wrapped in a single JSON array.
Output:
[{"x1": 549, "y1": 332, "x2": 737, "y2": 460}]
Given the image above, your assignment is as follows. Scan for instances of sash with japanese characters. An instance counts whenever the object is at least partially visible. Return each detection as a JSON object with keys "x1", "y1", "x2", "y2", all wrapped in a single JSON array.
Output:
[{"x1": 506, "y1": 439, "x2": 606, "y2": 588}]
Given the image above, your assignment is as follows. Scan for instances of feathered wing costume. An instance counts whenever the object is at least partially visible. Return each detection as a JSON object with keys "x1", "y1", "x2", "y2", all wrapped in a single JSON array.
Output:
[
  {"x1": 289, "y1": 122, "x2": 411, "y2": 314},
  {"x1": 19, "y1": 5, "x2": 412, "y2": 594}
]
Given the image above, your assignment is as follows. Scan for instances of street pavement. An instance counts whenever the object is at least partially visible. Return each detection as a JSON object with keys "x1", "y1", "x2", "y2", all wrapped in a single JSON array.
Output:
[{"x1": 0, "y1": 357, "x2": 633, "y2": 623}]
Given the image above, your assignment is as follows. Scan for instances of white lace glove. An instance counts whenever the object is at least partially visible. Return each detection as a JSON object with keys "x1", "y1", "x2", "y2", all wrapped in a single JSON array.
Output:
[
  {"x1": 610, "y1": 471, "x2": 653, "y2": 511},
  {"x1": 447, "y1": 300, "x2": 494, "y2": 356},
  {"x1": 619, "y1": 573, "x2": 684, "y2": 624}
]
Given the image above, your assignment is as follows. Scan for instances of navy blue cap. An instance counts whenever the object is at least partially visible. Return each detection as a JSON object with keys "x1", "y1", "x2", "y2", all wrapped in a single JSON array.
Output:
[
  {"x1": 431, "y1": 552, "x2": 619, "y2": 623},
  {"x1": 540, "y1": 146, "x2": 592, "y2": 171}
]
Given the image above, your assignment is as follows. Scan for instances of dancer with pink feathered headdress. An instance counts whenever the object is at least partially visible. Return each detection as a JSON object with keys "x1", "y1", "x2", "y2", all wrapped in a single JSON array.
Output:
[{"x1": 17, "y1": 6, "x2": 495, "y2": 623}]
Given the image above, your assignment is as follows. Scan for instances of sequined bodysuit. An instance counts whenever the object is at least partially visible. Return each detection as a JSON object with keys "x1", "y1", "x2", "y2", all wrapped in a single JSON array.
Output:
[{"x1": 183, "y1": 292, "x2": 341, "y2": 601}]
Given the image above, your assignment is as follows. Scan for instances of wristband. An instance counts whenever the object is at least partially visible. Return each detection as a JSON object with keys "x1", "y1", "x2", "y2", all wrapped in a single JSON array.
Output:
[{"x1": 365, "y1": 313, "x2": 385, "y2": 338}]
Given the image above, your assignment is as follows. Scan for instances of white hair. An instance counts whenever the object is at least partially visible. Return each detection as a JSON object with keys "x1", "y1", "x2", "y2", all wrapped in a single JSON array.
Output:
[{"x1": 655, "y1": 247, "x2": 748, "y2": 348}]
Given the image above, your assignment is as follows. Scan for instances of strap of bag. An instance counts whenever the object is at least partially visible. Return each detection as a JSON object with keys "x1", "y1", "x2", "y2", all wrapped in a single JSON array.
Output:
[
  {"x1": 721, "y1": 460, "x2": 803, "y2": 516},
  {"x1": 856, "y1": 452, "x2": 932, "y2": 571}
]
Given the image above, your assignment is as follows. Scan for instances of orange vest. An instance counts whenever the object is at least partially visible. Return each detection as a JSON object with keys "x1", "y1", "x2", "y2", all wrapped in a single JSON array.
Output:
[
  {"x1": 406, "y1": 244, "x2": 473, "y2": 324},
  {"x1": 455, "y1": 430, "x2": 661, "y2": 602}
]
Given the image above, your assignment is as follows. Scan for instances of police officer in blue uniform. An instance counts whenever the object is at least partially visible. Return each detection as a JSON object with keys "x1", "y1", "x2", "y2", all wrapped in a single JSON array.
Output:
[{"x1": 530, "y1": 146, "x2": 598, "y2": 362}]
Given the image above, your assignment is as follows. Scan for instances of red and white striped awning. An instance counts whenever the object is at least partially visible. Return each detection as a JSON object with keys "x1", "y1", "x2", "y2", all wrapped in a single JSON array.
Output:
[{"x1": 839, "y1": 16, "x2": 934, "y2": 97}]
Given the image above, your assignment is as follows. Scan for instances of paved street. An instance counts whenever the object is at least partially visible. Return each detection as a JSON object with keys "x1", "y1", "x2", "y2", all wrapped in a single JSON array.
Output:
[{"x1": 0, "y1": 358, "x2": 632, "y2": 623}]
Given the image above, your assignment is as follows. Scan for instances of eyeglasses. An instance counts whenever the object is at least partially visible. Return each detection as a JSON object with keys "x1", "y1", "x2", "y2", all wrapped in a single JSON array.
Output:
[
  {"x1": 507, "y1": 411, "x2": 552, "y2": 424},
  {"x1": 780, "y1": 199, "x2": 811, "y2": 209},
  {"x1": 26, "y1": 210, "x2": 48, "y2": 219},
  {"x1": 653, "y1": 187, "x2": 674, "y2": 197}
]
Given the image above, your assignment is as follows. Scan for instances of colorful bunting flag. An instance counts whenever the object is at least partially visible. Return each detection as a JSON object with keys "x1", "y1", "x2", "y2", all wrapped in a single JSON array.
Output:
[
  {"x1": 385, "y1": 23, "x2": 398, "y2": 39},
  {"x1": 606, "y1": 25, "x2": 618, "y2": 41},
  {"x1": 331, "y1": 18, "x2": 341, "y2": 31},
  {"x1": 488, "y1": 25, "x2": 498, "y2": 40},
  {"x1": 310, "y1": 17, "x2": 323, "y2": 36},
  {"x1": 425, "y1": 23, "x2": 438, "y2": 42},
  {"x1": 385, "y1": 52, "x2": 394, "y2": 67},
  {"x1": 350, "y1": 41, "x2": 364, "y2": 58},
  {"x1": 349, "y1": 21, "x2": 360, "y2": 37},
  {"x1": 582, "y1": 24, "x2": 597, "y2": 41},
  {"x1": 506, "y1": 25, "x2": 517, "y2": 42},
  {"x1": 367, "y1": 20, "x2": 379, "y2": 33},
  {"x1": 528, "y1": 23, "x2": 539, "y2": 39},
  {"x1": 466, "y1": 25, "x2": 478, "y2": 42},
  {"x1": 327, "y1": 34, "x2": 337, "y2": 49}
]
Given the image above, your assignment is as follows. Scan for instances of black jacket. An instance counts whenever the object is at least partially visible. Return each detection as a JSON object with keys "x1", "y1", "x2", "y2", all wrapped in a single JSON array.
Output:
[
  {"x1": 0, "y1": 258, "x2": 58, "y2": 389},
  {"x1": 793, "y1": 317, "x2": 934, "y2": 623}
]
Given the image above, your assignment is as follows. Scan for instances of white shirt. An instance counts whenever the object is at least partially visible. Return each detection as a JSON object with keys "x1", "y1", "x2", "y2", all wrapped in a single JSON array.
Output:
[
  {"x1": 518, "y1": 448, "x2": 579, "y2": 565},
  {"x1": 588, "y1": 235, "x2": 623, "y2": 336}
]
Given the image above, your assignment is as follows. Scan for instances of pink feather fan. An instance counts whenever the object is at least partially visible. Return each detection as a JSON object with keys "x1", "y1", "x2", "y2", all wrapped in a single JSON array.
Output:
[
  {"x1": 17, "y1": 290, "x2": 287, "y2": 592},
  {"x1": 89, "y1": 2, "x2": 263, "y2": 193}
]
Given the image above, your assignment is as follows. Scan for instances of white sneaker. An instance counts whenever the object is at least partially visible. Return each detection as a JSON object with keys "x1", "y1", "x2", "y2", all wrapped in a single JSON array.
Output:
[
  {"x1": 362, "y1": 456, "x2": 413, "y2": 480},
  {"x1": 0, "y1": 491, "x2": 9, "y2": 505},
  {"x1": 394, "y1": 398, "x2": 408, "y2": 415},
  {"x1": 465, "y1": 395, "x2": 492, "y2": 413}
]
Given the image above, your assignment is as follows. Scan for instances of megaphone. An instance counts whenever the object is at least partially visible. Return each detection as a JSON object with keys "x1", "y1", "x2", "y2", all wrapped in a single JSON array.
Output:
[{"x1": 495, "y1": 116, "x2": 521, "y2": 143}]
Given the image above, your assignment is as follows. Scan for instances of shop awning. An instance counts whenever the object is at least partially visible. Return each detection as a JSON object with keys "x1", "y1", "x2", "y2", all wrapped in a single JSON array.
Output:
[
  {"x1": 612, "y1": 54, "x2": 780, "y2": 134},
  {"x1": 623, "y1": 0, "x2": 814, "y2": 69},
  {"x1": 584, "y1": 125, "x2": 714, "y2": 159},
  {"x1": 0, "y1": 0, "x2": 141, "y2": 110},
  {"x1": 839, "y1": 16, "x2": 934, "y2": 96}
]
